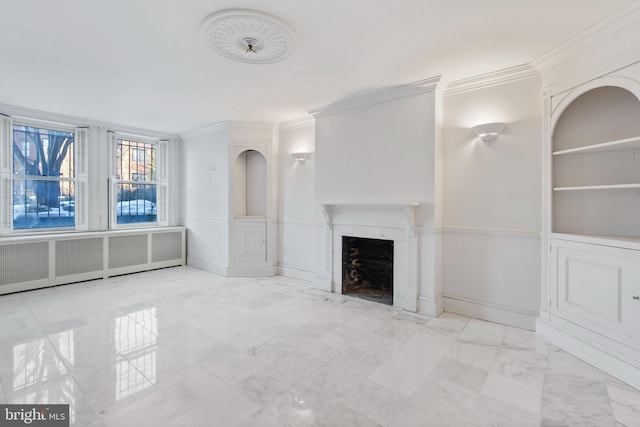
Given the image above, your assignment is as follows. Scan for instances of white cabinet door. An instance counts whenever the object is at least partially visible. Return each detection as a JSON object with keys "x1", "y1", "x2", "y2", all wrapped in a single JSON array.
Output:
[
  {"x1": 550, "y1": 239, "x2": 639, "y2": 349},
  {"x1": 234, "y1": 221, "x2": 267, "y2": 264}
]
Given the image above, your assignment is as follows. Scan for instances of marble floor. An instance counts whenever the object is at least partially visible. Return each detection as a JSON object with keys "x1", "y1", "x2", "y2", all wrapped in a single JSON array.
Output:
[{"x1": 0, "y1": 266, "x2": 638, "y2": 427}]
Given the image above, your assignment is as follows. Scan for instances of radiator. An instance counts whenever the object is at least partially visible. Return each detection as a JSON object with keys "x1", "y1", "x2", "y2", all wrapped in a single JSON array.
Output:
[{"x1": 0, "y1": 227, "x2": 185, "y2": 294}]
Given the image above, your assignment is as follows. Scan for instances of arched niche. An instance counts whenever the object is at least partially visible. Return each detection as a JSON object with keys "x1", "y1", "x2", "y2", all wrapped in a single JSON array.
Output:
[
  {"x1": 551, "y1": 84, "x2": 640, "y2": 237},
  {"x1": 234, "y1": 149, "x2": 267, "y2": 217},
  {"x1": 553, "y1": 85, "x2": 640, "y2": 152}
]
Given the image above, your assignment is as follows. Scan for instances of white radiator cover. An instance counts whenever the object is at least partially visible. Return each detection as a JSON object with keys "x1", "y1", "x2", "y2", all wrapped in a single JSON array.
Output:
[{"x1": 0, "y1": 227, "x2": 185, "y2": 294}]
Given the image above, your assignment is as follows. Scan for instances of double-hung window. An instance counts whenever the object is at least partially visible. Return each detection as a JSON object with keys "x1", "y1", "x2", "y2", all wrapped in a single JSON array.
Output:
[
  {"x1": 0, "y1": 115, "x2": 88, "y2": 234},
  {"x1": 110, "y1": 133, "x2": 168, "y2": 227}
]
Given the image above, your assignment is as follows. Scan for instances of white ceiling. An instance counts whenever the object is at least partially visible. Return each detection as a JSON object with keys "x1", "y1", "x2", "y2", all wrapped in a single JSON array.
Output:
[{"x1": 0, "y1": 1, "x2": 634, "y2": 134}]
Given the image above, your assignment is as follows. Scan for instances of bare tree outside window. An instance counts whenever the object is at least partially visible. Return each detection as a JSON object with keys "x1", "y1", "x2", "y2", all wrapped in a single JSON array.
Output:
[{"x1": 12, "y1": 125, "x2": 75, "y2": 229}]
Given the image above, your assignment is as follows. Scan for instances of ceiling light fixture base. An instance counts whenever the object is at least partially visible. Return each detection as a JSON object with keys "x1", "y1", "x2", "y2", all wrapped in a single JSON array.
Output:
[{"x1": 201, "y1": 9, "x2": 298, "y2": 64}]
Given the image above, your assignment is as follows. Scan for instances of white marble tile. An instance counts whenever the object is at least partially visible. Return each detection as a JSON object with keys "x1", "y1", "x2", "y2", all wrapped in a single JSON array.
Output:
[
  {"x1": 303, "y1": 360, "x2": 366, "y2": 397},
  {"x1": 184, "y1": 385, "x2": 261, "y2": 427},
  {"x1": 342, "y1": 380, "x2": 409, "y2": 427},
  {"x1": 0, "y1": 267, "x2": 633, "y2": 427},
  {"x1": 457, "y1": 318, "x2": 506, "y2": 347},
  {"x1": 468, "y1": 395, "x2": 541, "y2": 427},
  {"x1": 317, "y1": 404, "x2": 382, "y2": 427},
  {"x1": 481, "y1": 372, "x2": 542, "y2": 415},
  {"x1": 448, "y1": 341, "x2": 500, "y2": 371},
  {"x1": 547, "y1": 347, "x2": 605, "y2": 382},
  {"x1": 391, "y1": 377, "x2": 478, "y2": 427},
  {"x1": 387, "y1": 343, "x2": 442, "y2": 374},
  {"x1": 368, "y1": 359, "x2": 429, "y2": 397},
  {"x1": 542, "y1": 371, "x2": 615, "y2": 426},
  {"x1": 424, "y1": 312, "x2": 469, "y2": 336},
  {"x1": 404, "y1": 330, "x2": 455, "y2": 356},
  {"x1": 607, "y1": 383, "x2": 640, "y2": 427},
  {"x1": 344, "y1": 313, "x2": 387, "y2": 332},
  {"x1": 491, "y1": 347, "x2": 547, "y2": 388},
  {"x1": 373, "y1": 317, "x2": 422, "y2": 345},
  {"x1": 431, "y1": 357, "x2": 488, "y2": 393},
  {"x1": 262, "y1": 383, "x2": 342, "y2": 426}
]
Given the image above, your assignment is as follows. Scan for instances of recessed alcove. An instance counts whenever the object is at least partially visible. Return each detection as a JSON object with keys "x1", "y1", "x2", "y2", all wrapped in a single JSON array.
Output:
[
  {"x1": 234, "y1": 149, "x2": 267, "y2": 217},
  {"x1": 552, "y1": 86, "x2": 640, "y2": 237}
]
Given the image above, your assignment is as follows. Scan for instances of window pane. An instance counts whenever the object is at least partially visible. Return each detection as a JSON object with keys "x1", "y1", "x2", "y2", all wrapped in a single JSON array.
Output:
[
  {"x1": 116, "y1": 139, "x2": 156, "y2": 182},
  {"x1": 13, "y1": 126, "x2": 74, "y2": 178},
  {"x1": 116, "y1": 184, "x2": 157, "y2": 224},
  {"x1": 13, "y1": 179, "x2": 74, "y2": 229}
]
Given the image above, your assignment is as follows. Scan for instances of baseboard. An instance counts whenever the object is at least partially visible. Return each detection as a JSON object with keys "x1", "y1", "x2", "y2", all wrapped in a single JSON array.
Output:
[
  {"x1": 443, "y1": 295, "x2": 537, "y2": 330},
  {"x1": 417, "y1": 295, "x2": 444, "y2": 317},
  {"x1": 186, "y1": 257, "x2": 227, "y2": 276},
  {"x1": 226, "y1": 265, "x2": 277, "y2": 277},
  {"x1": 277, "y1": 265, "x2": 315, "y2": 282},
  {"x1": 537, "y1": 318, "x2": 640, "y2": 390},
  {"x1": 312, "y1": 275, "x2": 332, "y2": 292}
]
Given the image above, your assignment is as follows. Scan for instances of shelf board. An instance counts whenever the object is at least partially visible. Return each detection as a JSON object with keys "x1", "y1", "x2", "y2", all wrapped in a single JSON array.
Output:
[
  {"x1": 550, "y1": 232, "x2": 640, "y2": 251},
  {"x1": 553, "y1": 135, "x2": 640, "y2": 156},
  {"x1": 553, "y1": 183, "x2": 640, "y2": 191}
]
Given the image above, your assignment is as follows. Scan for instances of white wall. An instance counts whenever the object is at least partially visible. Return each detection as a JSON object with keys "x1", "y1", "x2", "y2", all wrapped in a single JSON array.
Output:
[
  {"x1": 315, "y1": 93, "x2": 437, "y2": 224},
  {"x1": 182, "y1": 125, "x2": 230, "y2": 274},
  {"x1": 442, "y1": 76, "x2": 542, "y2": 329},
  {"x1": 277, "y1": 121, "x2": 316, "y2": 280}
]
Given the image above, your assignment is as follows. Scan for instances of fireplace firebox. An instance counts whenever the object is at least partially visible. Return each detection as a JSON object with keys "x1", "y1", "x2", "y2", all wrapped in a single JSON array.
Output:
[{"x1": 342, "y1": 236, "x2": 394, "y2": 305}]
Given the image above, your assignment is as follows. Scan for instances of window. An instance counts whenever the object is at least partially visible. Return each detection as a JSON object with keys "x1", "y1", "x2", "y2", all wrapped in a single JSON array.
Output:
[
  {"x1": 11, "y1": 125, "x2": 76, "y2": 230},
  {"x1": 113, "y1": 138, "x2": 159, "y2": 225}
]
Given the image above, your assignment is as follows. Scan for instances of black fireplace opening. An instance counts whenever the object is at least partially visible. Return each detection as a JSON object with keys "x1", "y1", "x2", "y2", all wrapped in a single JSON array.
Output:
[{"x1": 342, "y1": 236, "x2": 394, "y2": 306}]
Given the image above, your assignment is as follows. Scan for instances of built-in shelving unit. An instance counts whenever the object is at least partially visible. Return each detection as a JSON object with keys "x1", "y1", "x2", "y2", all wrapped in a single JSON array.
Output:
[{"x1": 542, "y1": 82, "x2": 640, "y2": 389}]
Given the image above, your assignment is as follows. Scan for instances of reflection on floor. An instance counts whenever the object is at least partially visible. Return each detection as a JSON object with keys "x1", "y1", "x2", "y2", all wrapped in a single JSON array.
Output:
[{"x1": 0, "y1": 266, "x2": 638, "y2": 426}]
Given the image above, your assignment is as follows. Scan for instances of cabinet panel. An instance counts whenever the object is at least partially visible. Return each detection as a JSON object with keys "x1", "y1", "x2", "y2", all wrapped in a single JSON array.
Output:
[
  {"x1": 234, "y1": 221, "x2": 266, "y2": 263},
  {"x1": 550, "y1": 239, "x2": 639, "y2": 349}
]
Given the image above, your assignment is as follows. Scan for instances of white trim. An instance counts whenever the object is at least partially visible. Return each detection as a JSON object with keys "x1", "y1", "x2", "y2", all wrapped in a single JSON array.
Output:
[
  {"x1": 187, "y1": 217, "x2": 229, "y2": 223},
  {"x1": 279, "y1": 116, "x2": 315, "y2": 131},
  {"x1": 226, "y1": 265, "x2": 278, "y2": 277},
  {"x1": 536, "y1": 318, "x2": 640, "y2": 390},
  {"x1": 277, "y1": 265, "x2": 314, "y2": 282},
  {"x1": 186, "y1": 257, "x2": 228, "y2": 276},
  {"x1": 181, "y1": 120, "x2": 274, "y2": 139},
  {"x1": 417, "y1": 295, "x2": 443, "y2": 318},
  {"x1": 442, "y1": 225, "x2": 540, "y2": 238},
  {"x1": 445, "y1": 64, "x2": 539, "y2": 96},
  {"x1": 444, "y1": 295, "x2": 537, "y2": 330},
  {"x1": 0, "y1": 102, "x2": 178, "y2": 140},
  {"x1": 277, "y1": 218, "x2": 315, "y2": 225},
  {"x1": 532, "y1": 2, "x2": 640, "y2": 74},
  {"x1": 550, "y1": 75, "x2": 640, "y2": 130},
  {"x1": 308, "y1": 76, "x2": 442, "y2": 118}
]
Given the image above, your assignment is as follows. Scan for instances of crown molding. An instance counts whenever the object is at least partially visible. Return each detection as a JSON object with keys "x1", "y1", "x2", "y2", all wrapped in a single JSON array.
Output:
[
  {"x1": 0, "y1": 102, "x2": 179, "y2": 139},
  {"x1": 532, "y1": 2, "x2": 640, "y2": 73},
  {"x1": 181, "y1": 120, "x2": 274, "y2": 139},
  {"x1": 445, "y1": 65, "x2": 539, "y2": 96},
  {"x1": 279, "y1": 115, "x2": 315, "y2": 131},
  {"x1": 180, "y1": 121, "x2": 228, "y2": 138},
  {"x1": 308, "y1": 76, "x2": 442, "y2": 119}
]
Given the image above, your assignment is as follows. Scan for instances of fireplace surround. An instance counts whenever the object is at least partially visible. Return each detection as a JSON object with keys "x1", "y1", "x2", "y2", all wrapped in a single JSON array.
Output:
[{"x1": 317, "y1": 203, "x2": 420, "y2": 311}]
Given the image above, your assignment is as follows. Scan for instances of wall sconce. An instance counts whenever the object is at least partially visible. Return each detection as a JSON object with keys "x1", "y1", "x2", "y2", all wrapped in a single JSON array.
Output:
[
  {"x1": 471, "y1": 122, "x2": 506, "y2": 142},
  {"x1": 292, "y1": 152, "x2": 311, "y2": 164}
]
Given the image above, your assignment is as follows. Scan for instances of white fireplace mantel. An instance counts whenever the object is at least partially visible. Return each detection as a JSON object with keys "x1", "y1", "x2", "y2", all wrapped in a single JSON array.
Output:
[
  {"x1": 318, "y1": 202, "x2": 420, "y2": 238},
  {"x1": 315, "y1": 202, "x2": 421, "y2": 312}
]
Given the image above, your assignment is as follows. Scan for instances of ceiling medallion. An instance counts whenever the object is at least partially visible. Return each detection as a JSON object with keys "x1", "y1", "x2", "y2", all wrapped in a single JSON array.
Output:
[{"x1": 201, "y1": 9, "x2": 298, "y2": 64}]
